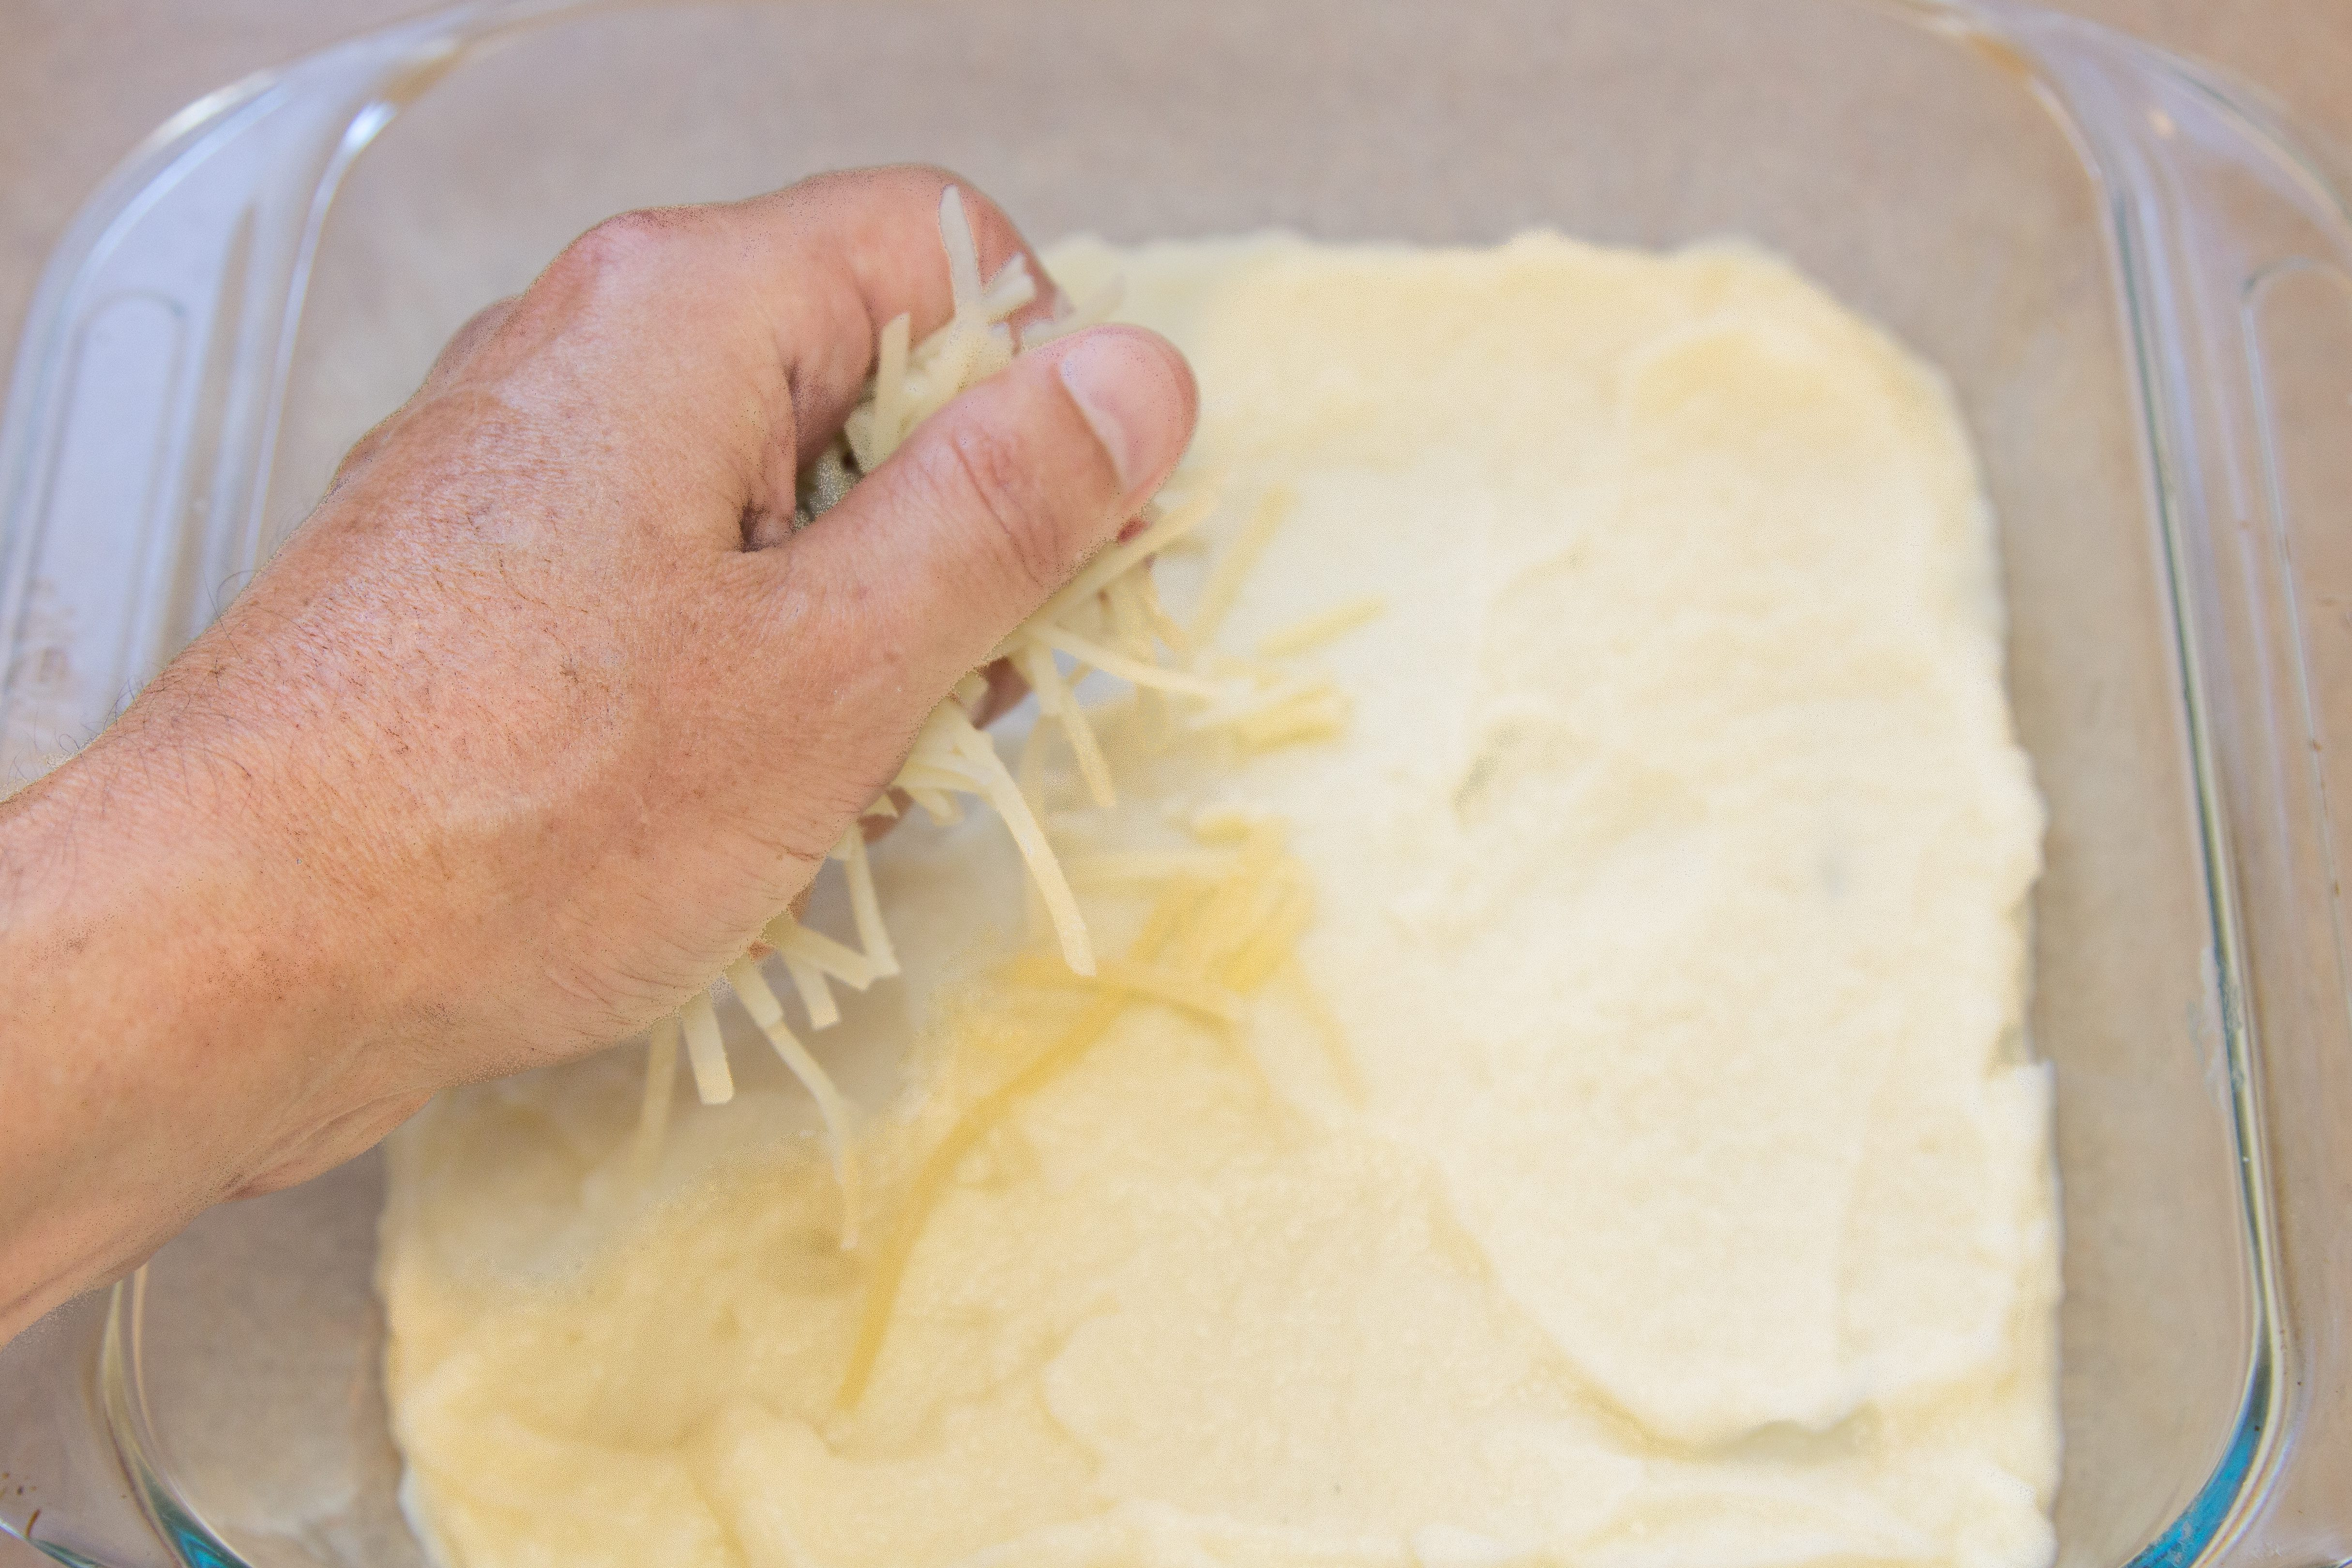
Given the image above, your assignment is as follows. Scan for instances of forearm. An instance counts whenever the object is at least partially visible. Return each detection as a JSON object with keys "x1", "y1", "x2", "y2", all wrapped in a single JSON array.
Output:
[
  {"x1": 0, "y1": 726, "x2": 388, "y2": 1342},
  {"x1": 0, "y1": 166, "x2": 1195, "y2": 1350}
]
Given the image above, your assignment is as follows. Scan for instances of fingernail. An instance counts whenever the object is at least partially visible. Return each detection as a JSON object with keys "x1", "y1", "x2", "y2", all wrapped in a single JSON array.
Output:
[{"x1": 1054, "y1": 326, "x2": 1195, "y2": 504}]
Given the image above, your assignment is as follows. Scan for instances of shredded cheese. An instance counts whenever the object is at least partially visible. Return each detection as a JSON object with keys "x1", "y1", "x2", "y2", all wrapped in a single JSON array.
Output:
[
  {"x1": 780, "y1": 949, "x2": 841, "y2": 1031},
  {"x1": 629, "y1": 1014, "x2": 682, "y2": 1174},
  {"x1": 629, "y1": 188, "x2": 1350, "y2": 1246},
  {"x1": 727, "y1": 957, "x2": 863, "y2": 1248},
  {"x1": 764, "y1": 916, "x2": 887, "y2": 992},
  {"x1": 1002, "y1": 952, "x2": 1246, "y2": 1025},
  {"x1": 1026, "y1": 622, "x2": 1224, "y2": 698},
  {"x1": 1189, "y1": 483, "x2": 1293, "y2": 644},
  {"x1": 833, "y1": 829, "x2": 899, "y2": 979},
  {"x1": 680, "y1": 993, "x2": 732, "y2": 1106},
  {"x1": 1256, "y1": 595, "x2": 1387, "y2": 658}
]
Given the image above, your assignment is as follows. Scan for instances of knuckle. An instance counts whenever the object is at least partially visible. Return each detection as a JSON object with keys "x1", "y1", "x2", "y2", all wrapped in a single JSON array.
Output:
[
  {"x1": 455, "y1": 295, "x2": 521, "y2": 347},
  {"x1": 329, "y1": 412, "x2": 402, "y2": 492},
  {"x1": 893, "y1": 161, "x2": 966, "y2": 194},
  {"x1": 547, "y1": 207, "x2": 701, "y2": 293},
  {"x1": 876, "y1": 162, "x2": 1023, "y2": 263},
  {"x1": 865, "y1": 162, "x2": 972, "y2": 212},
  {"x1": 423, "y1": 297, "x2": 519, "y2": 387},
  {"x1": 927, "y1": 166, "x2": 1022, "y2": 246}
]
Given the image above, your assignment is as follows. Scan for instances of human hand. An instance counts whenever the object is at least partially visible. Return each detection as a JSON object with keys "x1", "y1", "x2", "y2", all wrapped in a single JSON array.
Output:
[{"x1": 0, "y1": 166, "x2": 1196, "y2": 1343}]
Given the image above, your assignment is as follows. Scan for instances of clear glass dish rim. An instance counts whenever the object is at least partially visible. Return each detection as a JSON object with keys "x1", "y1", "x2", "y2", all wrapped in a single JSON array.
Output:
[{"x1": 1, "y1": 1, "x2": 2344, "y2": 1565}]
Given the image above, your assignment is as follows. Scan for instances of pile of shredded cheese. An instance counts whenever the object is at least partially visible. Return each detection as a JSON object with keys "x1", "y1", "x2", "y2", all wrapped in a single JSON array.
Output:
[{"x1": 633, "y1": 191, "x2": 1343, "y2": 1246}]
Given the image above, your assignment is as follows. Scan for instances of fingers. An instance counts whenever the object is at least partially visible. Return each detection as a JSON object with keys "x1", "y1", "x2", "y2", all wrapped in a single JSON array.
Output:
[
  {"x1": 772, "y1": 322, "x2": 1196, "y2": 743},
  {"x1": 723, "y1": 166, "x2": 1063, "y2": 467},
  {"x1": 495, "y1": 166, "x2": 1059, "y2": 540},
  {"x1": 422, "y1": 297, "x2": 522, "y2": 396}
]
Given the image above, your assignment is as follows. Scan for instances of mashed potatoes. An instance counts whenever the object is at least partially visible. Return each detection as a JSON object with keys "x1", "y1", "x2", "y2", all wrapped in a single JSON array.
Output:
[{"x1": 379, "y1": 233, "x2": 2058, "y2": 1568}]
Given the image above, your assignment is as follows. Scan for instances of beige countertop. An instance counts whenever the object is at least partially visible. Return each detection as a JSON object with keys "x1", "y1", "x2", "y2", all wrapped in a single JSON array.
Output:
[{"x1": 2, "y1": 6, "x2": 2348, "y2": 1567}]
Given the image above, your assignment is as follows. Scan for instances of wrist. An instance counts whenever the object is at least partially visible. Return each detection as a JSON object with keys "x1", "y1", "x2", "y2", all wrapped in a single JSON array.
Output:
[{"x1": 0, "y1": 721, "x2": 399, "y2": 1338}]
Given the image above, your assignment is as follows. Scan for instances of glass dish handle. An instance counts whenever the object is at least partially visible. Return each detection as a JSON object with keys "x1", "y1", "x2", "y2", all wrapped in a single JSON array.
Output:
[
  {"x1": 0, "y1": 7, "x2": 484, "y2": 791},
  {"x1": 1982, "y1": 3, "x2": 2352, "y2": 1563},
  {"x1": 0, "y1": 1291, "x2": 152, "y2": 1568},
  {"x1": 0, "y1": 12, "x2": 495, "y2": 1565}
]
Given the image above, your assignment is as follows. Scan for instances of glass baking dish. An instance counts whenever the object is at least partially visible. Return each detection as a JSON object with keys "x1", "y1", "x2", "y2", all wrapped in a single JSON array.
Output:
[{"x1": 2, "y1": 0, "x2": 2347, "y2": 1564}]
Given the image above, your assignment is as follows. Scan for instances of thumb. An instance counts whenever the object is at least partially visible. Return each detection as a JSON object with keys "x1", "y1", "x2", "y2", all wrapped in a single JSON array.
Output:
[{"x1": 780, "y1": 322, "x2": 1196, "y2": 712}]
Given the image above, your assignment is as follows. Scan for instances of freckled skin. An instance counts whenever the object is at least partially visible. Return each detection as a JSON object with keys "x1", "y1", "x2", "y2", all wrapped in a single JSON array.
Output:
[{"x1": 0, "y1": 166, "x2": 1199, "y2": 1347}]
